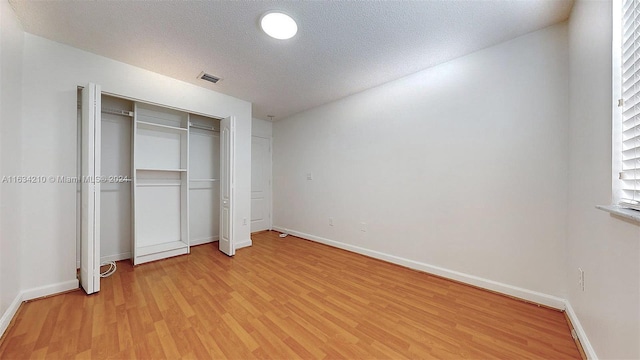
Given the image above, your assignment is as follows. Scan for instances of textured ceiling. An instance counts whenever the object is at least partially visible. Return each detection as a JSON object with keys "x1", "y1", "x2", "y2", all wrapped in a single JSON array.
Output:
[{"x1": 9, "y1": 0, "x2": 573, "y2": 121}]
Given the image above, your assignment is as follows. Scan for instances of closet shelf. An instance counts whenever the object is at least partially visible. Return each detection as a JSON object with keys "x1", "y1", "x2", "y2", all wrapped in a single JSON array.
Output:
[
  {"x1": 190, "y1": 178, "x2": 220, "y2": 182},
  {"x1": 136, "y1": 168, "x2": 187, "y2": 172},
  {"x1": 136, "y1": 182, "x2": 181, "y2": 187},
  {"x1": 136, "y1": 240, "x2": 188, "y2": 257},
  {"x1": 137, "y1": 120, "x2": 187, "y2": 133}
]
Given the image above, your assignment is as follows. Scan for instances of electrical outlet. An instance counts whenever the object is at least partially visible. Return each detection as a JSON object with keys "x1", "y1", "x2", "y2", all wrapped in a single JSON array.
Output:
[
  {"x1": 360, "y1": 222, "x2": 367, "y2": 232},
  {"x1": 243, "y1": 217, "x2": 247, "y2": 226},
  {"x1": 578, "y1": 267, "x2": 585, "y2": 291},
  {"x1": 329, "y1": 217, "x2": 334, "y2": 226},
  {"x1": 306, "y1": 173, "x2": 313, "y2": 180}
]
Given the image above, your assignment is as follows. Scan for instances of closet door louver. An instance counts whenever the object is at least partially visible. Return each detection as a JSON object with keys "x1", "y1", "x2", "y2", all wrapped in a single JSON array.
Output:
[{"x1": 621, "y1": 0, "x2": 640, "y2": 210}]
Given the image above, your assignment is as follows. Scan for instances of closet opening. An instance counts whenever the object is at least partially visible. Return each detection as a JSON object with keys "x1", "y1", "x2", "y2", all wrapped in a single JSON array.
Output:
[{"x1": 77, "y1": 84, "x2": 236, "y2": 295}]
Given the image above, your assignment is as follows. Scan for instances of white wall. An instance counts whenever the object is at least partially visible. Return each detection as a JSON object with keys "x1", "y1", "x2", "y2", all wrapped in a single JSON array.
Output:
[
  {"x1": 18, "y1": 33, "x2": 252, "y2": 293},
  {"x1": 252, "y1": 117, "x2": 273, "y2": 138},
  {"x1": 567, "y1": 1, "x2": 640, "y2": 358},
  {"x1": 0, "y1": 0, "x2": 23, "y2": 333},
  {"x1": 273, "y1": 24, "x2": 569, "y2": 303}
]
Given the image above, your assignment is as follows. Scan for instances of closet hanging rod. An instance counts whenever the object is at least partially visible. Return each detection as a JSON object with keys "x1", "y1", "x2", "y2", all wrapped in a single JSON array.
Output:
[
  {"x1": 189, "y1": 123, "x2": 220, "y2": 132},
  {"x1": 76, "y1": 104, "x2": 134, "y2": 118},
  {"x1": 102, "y1": 108, "x2": 134, "y2": 117}
]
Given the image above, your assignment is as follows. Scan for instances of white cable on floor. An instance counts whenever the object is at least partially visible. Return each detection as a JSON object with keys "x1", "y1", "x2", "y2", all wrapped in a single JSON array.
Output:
[{"x1": 100, "y1": 261, "x2": 117, "y2": 277}]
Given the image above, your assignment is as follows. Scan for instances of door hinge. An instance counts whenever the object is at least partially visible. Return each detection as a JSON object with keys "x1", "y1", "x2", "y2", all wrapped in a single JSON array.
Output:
[{"x1": 618, "y1": 98, "x2": 624, "y2": 107}]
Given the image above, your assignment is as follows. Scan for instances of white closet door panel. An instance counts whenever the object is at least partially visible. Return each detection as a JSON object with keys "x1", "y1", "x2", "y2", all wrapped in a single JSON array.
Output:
[
  {"x1": 189, "y1": 185, "x2": 220, "y2": 244},
  {"x1": 221, "y1": 206, "x2": 230, "y2": 247},
  {"x1": 136, "y1": 129, "x2": 182, "y2": 169},
  {"x1": 80, "y1": 83, "x2": 101, "y2": 294},
  {"x1": 219, "y1": 116, "x2": 235, "y2": 256},
  {"x1": 136, "y1": 186, "x2": 182, "y2": 247}
]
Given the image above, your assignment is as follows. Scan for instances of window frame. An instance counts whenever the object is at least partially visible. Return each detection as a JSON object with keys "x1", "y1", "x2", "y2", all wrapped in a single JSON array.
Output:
[
  {"x1": 613, "y1": 0, "x2": 623, "y2": 206},
  {"x1": 613, "y1": 0, "x2": 640, "y2": 210},
  {"x1": 601, "y1": 0, "x2": 640, "y2": 222}
]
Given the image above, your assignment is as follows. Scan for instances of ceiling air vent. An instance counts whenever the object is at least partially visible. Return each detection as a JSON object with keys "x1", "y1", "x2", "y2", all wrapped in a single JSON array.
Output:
[{"x1": 198, "y1": 71, "x2": 221, "y2": 84}]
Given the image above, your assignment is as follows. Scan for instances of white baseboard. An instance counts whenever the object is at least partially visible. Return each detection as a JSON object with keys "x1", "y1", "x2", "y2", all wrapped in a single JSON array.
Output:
[
  {"x1": 235, "y1": 238, "x2": 252, "y2": 250},
  {"x1": 565, "y1": 300, "x2": 597, "y2": 359},
  {"x1": 272, "y1": 226, "x2": 566, "y2": 310},
  {"x1": 101, "y1": 252, "x2": 131, "y2": 263},
  {"x1": 191, "y1": 236, "x2": 219, "y2": 246},
  {"x1": 0, "y1": 292, "x2": 23, "y2": 340},
  {"x1": 21, "y1": 279, "x2": 79, "y2": 301},
  {"x1": 1, "y1": 279, "x2": 79, "y2": 339}
]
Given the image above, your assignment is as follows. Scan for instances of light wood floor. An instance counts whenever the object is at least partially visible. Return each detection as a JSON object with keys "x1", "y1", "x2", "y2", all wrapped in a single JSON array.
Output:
[{"x1": 0, "y1": 231, "x2": 580, "y2": 359}]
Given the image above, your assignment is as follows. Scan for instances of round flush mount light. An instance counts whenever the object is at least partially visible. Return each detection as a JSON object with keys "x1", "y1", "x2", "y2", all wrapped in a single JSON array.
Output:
[{"x1": 260, "y1": 12, "x2": 298, "y2": 40}]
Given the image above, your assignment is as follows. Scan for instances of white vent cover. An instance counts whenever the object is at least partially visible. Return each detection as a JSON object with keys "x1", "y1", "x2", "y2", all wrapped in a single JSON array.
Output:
[{"x1": 198, "y1": 71, "x2": 222, "y2": 84}]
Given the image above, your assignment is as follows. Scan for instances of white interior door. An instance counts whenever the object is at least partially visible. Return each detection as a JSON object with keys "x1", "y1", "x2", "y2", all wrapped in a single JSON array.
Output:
[
  {"x1": 219, "y1": 116, "x2": 235, "y2": 256},
  {"x1": 80, "y1": 83, "x2": 101, "y2": 294},
  {"x1": 251, "y1": 136, "x2": 271, "y2": 232}
]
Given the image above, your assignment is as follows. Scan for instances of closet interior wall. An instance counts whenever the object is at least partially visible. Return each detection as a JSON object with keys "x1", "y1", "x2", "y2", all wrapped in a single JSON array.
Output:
[
  {"x1": 189, "y1": 115, "x2": 221, "y2": 246},
  {"x1": 100, "y1": 95, "x2": 133, "y2": 263}
]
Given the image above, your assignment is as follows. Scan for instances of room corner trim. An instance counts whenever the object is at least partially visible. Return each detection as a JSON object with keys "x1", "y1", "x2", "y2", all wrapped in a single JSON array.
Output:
[
  {"x1": 191, "y1": 236, "x2": 219, "y2": 246},
  {"x1": 273, "y1": 226, "x2": 566, "y2": 310},
  {"x1": 564, "y1": 300, "x2": 598, "y2": 359},
  {"x1": 0, "y1": 292, "x2": 24, "y2": 340},
  {"x1": 21, "y1": 279, "x2": 79, "y2": 301},
  {"x1": 1, "y1": 279, "x2": 80, "y2": 340},
  {"x1": 235, "y1": 238, "x2": 253, "y2": 250}
]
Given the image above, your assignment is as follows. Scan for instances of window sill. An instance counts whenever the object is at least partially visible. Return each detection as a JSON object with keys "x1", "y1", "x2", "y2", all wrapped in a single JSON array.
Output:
[{"x1": 596, "y1": 205, "x2": 640, "y2": 224}]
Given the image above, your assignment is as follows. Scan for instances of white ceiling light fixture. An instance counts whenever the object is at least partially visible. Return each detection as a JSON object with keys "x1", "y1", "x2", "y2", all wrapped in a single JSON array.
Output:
[{"x1": 260, "y1": 11, "x2": 298, "y2": 40}]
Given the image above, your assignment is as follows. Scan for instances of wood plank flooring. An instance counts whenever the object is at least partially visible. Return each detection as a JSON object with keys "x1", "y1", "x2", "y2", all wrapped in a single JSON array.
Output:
[{"x1": 0, "y1": 231, "x2": 580, "y2": 359}]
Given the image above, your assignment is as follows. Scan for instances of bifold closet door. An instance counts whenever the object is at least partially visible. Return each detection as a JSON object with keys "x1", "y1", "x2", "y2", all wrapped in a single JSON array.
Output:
[
  {"x1": 219, "y1": 116, "x2": 235, "y2": 256},
  {"x1": 80, "y1": 83, "x2": 101, "y2": 295},
  {"x1": 189, "y1": 126, "x2": 220, "y2": 245}
]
